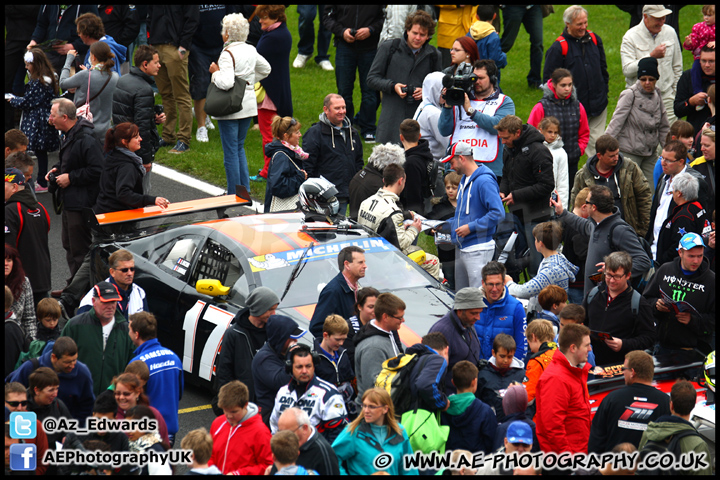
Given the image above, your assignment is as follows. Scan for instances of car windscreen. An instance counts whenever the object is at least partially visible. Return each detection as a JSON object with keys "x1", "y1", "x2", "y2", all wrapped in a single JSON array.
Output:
[{"x1": 250, "y1": 238, "x2": 434, "y2": 307}]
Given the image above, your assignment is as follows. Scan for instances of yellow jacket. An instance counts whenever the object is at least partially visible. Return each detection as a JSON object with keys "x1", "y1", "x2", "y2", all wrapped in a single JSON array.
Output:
[{"x1": 436, "y1": 5, "x2": 478, "y2": 49}]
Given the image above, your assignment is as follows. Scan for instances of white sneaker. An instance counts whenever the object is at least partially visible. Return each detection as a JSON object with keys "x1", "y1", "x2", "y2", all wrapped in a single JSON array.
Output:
[
  {"x1": 319, "y1": 60, "x2": 334, "y2": 71},
  {"x1": 293, "y1": 54, "x2": 310, "y2": 69},
  {"x1": 196, "y1": 126, "x2": 209, "y2": 143},
  {"x1": 205, "y1": 116, "x2": 215, "y2": 130}
]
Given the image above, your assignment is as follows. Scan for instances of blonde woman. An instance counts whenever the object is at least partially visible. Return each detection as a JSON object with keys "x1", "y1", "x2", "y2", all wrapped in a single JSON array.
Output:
[{"x1": 331, "y1": 388, "x2": 418, "y2": 475}]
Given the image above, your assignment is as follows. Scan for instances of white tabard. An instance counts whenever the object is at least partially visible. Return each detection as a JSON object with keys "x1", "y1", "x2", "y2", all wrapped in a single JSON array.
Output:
[{"x1": 449, "y1": 94, "x2": 508, "y2": 163}]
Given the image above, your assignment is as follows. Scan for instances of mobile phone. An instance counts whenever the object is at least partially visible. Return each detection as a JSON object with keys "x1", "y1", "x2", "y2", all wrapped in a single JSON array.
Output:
[
  {"x1": 551, "y1": 192, "x2": 558, "y2": 202},
  {"x1": 154, "y1": 104, "x2": 164, "y2": 115}
]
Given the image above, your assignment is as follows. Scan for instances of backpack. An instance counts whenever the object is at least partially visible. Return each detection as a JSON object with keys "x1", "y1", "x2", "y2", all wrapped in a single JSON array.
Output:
[
  {"x1": 637, "y1": 429, "x2": 702, "y2": 476},
  {"x1": 375, "y1": 353, "x2": 430, "y2": 417},
  {"x1": 556, "y1": 31, "x2": 597, "y2": 56},
  {"x1": 14, "y1": 340, "x2": 54, "y2": 370},
  {"x1": 587, "y1": 285, "x2": 641, "y2": 317}
]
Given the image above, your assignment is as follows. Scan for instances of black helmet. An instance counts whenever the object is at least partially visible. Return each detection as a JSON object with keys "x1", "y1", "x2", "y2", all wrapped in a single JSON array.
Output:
[{"x1": 298, "y1": 177, "x2": 339, "y2": 216}]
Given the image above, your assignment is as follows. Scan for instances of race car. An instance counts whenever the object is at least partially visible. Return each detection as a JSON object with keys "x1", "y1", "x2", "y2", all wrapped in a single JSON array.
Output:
[{"x1": 88, "y1": 192, "x2": 455, "y2": 388}]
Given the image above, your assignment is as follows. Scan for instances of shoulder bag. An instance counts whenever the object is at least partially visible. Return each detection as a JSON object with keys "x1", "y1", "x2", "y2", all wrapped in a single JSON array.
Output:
[
  {"x1": 76, "y1": 69, "x2": 112, "y2": 123},
  {"x1": 205, "y1": 49, "x2": 248, "y2": 117},
  {"x1": 269, "y1": 152, "x2": 302, "y2": 212}
]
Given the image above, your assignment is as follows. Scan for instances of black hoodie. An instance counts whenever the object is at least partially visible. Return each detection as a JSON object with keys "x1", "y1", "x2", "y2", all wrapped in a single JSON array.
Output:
[
  {"x1": 94, "y1": 148, "x2": 157, "y2": 214},
  {"x1": 499, "y1": 124, "x2": 555, "y2": 216},
  {"x1": 400, "y1": 138, "x2": 434, "y2": 214},
  {"x1": 5, "y1": 187, "x2": 51, "y2": 292}
]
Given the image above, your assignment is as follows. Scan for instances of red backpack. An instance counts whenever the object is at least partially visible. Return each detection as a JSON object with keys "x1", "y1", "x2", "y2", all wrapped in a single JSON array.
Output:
[{"x1": 556, "y1": 31, "x2": 597, "y2": 56}]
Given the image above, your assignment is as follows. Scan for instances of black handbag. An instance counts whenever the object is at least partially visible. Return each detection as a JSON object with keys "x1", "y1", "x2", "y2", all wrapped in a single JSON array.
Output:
[{"x1": 204, "y1": 49, "x2": 247, "y2": 117}]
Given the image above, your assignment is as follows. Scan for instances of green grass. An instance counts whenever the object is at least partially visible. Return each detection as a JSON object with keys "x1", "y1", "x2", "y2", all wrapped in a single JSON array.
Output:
[{"x1": 155, "y1": 5, "x2": 700, "y2": 199}]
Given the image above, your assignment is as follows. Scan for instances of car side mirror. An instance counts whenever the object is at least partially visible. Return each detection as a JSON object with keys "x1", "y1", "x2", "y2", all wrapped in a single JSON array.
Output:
[{"x1": 196, "y1": 279, "x2": 230, "y2": 296}]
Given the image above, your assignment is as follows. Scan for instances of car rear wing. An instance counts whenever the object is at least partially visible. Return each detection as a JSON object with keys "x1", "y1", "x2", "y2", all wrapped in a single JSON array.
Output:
[{"x1": 87, "y1": 186, "x2": 254, "y2": 237}]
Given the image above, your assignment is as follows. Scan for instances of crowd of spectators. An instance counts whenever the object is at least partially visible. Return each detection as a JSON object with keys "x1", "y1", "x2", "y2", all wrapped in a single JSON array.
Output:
[{"x1": 4, "y1": 4, "x2": 716, "y2": 476}]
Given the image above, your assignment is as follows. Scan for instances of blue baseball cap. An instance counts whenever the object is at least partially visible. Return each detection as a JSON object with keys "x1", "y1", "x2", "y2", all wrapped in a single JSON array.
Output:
[
  {"x1": 506, "y1": 421, "x2": 533, "y2": 445},
  {"x1": 677, "y1": 232, "x2": 705, "y2": 251}
]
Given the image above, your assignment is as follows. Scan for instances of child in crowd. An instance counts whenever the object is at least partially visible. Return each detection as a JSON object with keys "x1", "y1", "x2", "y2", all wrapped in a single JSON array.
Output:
[
  {"x1": 683, "y1": 5, "x2": 715, "y2": 60},
  {"x1": 557, "y1": 304, "x2": 596, "y2": 368},
  {"x1": 428, "y1": 171, "x2": 461, "y2": 290},
  {"x1": 468, "y1": 5, "x2": 507, "y2": 87},
  {"x1": 505, "y1": 221, "x2": 579, "y2": 310},
  {"x1": 313, "y1": 314, "x2": 356, "y2": 417},
  {"x1": 208, "y1": 380, "x2": 272, "y2": 475},
  {"x1": 653, "y1": 120, "x2": 695, "y2": 186},
  {"x1": 533, "y1": 284, "x2": 567, "y2": 332},
  {"x1": 6, "y1": 48, "x2": 60, "y2": 192},
  {"x1": 270, "y1": 430, "x2": 318, "y2": 475},
  {"x1": 492, "y1": 383, "x2": 539, "y2": 452},
  {"x1": 441, "y1": 360, "x2": 497, "y2": 455},
  {"x1": 35, "y1": 298, "x2": 62, "y2": 342},
  {"x1": 523, "y1": 319, "x2": 558, "y2": 405},
  {"x1": 181, "y1": 428, "x2": 221, "y2": 475},
  {"x1": 476, "y1": 334, "x2": 526, "y2": 422},
  {"x1": 538, "y1": 116, "x2": 569, "y2": 207}
]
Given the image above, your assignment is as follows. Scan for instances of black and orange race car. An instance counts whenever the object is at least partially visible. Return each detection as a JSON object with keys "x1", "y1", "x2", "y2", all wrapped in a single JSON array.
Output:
[{"x1": 88, "y1": 191, "x2": 455, "y2": 388}]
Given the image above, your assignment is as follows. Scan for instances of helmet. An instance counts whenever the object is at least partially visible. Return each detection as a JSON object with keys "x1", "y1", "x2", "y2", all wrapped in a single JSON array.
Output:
[
  {"x1": 704, "y1": 351, "x2": 715, "y2": 393},
  {"x1": 298, "y1": 177, "x2": 339, "y2": 217}
]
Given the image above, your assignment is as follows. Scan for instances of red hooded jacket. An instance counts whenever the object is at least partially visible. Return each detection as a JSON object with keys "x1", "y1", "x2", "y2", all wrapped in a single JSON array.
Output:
[{"x1": 535, "y1": 349, "x2": 592, "y2": 454}]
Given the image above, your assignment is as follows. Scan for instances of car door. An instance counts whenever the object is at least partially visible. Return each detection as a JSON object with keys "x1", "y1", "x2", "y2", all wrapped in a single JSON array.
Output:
[{"x1": 179, "y1": 234, "x2": 250, "y2": 386}]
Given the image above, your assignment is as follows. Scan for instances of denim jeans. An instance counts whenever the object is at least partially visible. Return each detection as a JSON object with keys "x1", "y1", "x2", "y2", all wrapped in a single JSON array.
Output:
[
  {"x1": 500, "y1": 5, "x2": 544, "y2": 85},
  {"x1": 218, "y1": 117, "x2": 252, "y2": 193},
  {"x1": 297, "y1": 5, "x2": 331, "y2": 63},
  {"x1": 334, "y1": 42, "x2": 378, "y2": 136}
]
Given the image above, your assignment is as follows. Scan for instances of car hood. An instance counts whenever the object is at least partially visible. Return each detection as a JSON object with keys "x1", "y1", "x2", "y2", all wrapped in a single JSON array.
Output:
[{"x1": 277, "y1": 285, "x2": 454, "y2": 345}]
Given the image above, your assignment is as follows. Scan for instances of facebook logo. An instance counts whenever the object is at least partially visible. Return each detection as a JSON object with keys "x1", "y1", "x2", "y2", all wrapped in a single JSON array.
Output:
[
  {"x1": 9, "y1": 444, "x2": 37, "y2": 471},
  {"x1": 9, "y1": 412, "x2": 36, "y2": 439}
]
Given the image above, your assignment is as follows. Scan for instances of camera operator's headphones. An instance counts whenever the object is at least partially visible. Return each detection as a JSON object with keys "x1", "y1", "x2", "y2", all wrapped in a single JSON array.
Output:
[
  {"x1": 285, "y1": 344, "x2": 320, "y2": 374},
  {"x1": 478, "y1": 59, "x2": 499, "y2": 88}
]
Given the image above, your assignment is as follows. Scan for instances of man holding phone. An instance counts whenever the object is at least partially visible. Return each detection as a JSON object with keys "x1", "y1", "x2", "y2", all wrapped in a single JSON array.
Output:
[{"x1": 113, "y1": 45, "x2": 167, "y2": 193}]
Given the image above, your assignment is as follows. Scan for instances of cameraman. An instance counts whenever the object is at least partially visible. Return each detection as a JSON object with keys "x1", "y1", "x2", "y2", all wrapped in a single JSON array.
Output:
[
  {"x1": 367, "y1": 10, "x2": 442, "y2": 145},
  {"x1": 438, "y1": 59, "x2": 515, "y2": 182}
]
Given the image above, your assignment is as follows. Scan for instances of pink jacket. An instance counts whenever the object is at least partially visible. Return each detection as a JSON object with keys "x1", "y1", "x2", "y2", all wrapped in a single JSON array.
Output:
[{"x1": 683, "y1": 22, "x2": 715, "y2": 59}]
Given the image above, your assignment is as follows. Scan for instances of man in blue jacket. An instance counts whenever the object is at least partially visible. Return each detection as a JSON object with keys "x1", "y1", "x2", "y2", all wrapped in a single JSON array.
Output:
[
  {"x1": 441, "y1": 142, "x2": 505, "y2": 290},
  {"x1": 6, "y1": 337, "x2": 95, "y2": 426},
  {"x1": 128, "y1": 311, "x2": 183, "y2": 446},
  {"x1": 309, "y1": 246, "x2": 366, "y2": 338},
  {"x1": 476, "y1": 261, "x2": 527, "y2": 361},
  {"x1": 405, "y1": 332, "x2": 450, "y2": 415}
]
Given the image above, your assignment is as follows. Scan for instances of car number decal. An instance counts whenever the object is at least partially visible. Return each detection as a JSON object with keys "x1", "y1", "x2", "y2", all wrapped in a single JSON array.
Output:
[{"x1": 182, "y1": 300, "x2": 235, "y2": 381}]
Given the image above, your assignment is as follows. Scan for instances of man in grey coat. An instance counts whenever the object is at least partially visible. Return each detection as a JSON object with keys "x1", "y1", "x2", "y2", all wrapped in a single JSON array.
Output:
[
  {"x1": 367, "y1": 10, "x2": 441, "y2": 145},
  {"x1": 551, "y1": 184, "x2": 652, "y2": 297},
  {"x1": 353, "y1": 292, "x2": 406, "y2": 400}
]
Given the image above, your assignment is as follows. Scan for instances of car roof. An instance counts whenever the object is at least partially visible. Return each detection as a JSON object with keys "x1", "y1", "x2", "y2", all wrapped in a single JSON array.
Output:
[{"x1": 195, "y1": 212, "x2": 376, "y2": 256}]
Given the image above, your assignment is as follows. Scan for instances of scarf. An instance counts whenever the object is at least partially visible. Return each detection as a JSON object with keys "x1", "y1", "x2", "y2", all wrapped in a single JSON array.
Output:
[
  {"x1": 691, "y1": 59, "x2": 715, "y2": 94},
  {"x1": 280, "y1": 140, "x2": 309, "y2": 160},
  {"x1": 262, "y1": 22, "x2": 282, "y2": 32}
]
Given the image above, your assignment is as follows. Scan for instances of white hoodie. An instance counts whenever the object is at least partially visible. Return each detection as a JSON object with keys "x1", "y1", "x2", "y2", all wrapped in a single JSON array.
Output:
[
  {"x1": 414, "y1": 71, "x2": 450, "y2": 161},
  {"x1": 544, "y1": 136, "x2": 570, "y2": 208}
]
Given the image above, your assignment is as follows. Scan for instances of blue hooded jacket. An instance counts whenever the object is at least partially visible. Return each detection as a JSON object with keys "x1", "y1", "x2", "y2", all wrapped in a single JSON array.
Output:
[
  {"x1": 449, "y1": 163, "x2": 505, "y2": 248},
  {"x1": 475, "y1": 286, "x2": 527, "y2": 361},
  {"x1": 251, "y1": 315, "x2": 304, "y2": 425},
  {"x1": 83, "y1": 35, "x2": 127, "y2": 75}
]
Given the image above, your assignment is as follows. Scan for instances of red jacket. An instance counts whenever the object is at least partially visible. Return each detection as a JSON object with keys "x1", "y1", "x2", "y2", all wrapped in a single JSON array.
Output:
[
  {"x1": 208, "y1": 407, "x2": 273, "y2": 475},
  {"x1": 535, "y1": 350, "x2": 591, "y2": 454}
]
